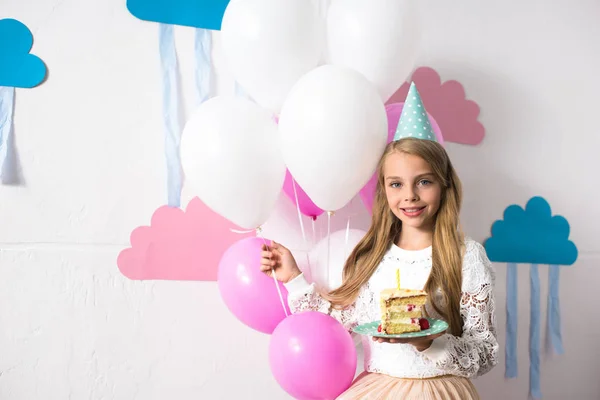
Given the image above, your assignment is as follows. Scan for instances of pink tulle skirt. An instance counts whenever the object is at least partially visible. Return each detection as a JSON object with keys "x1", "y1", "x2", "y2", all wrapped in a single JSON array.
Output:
[{"x1": 336, "y1": 372, "x2": 480, "y2": 400}]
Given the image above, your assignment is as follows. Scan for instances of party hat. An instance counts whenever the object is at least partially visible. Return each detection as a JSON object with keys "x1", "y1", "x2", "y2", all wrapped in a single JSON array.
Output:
[{"x1": 393, "y1": 82, "x2": 437, "y2": 142}]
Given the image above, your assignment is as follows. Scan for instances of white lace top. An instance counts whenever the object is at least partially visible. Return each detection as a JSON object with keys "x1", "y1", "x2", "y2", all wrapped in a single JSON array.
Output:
[{"x1": 284, "y1": 237, "x2": 499, "y2": 379}]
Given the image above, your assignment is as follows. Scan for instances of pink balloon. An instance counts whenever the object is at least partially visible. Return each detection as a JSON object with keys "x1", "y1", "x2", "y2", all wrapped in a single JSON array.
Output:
[
  {"x1": 282, "y1": 169, "x2": 324, "y2": 220},
  {"x1": 269, "y1": 312, "x2": 357, "y2": 400},
  {"x1": 217, "y1": 237, "x2": 291, "y2": 334},
  {"x1": 359, "y1": 102, "x2": 444, "y2": 213}
]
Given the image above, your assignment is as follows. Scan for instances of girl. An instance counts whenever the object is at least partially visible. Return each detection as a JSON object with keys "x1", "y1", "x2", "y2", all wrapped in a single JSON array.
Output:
[{"x1": 261, "y1": 132, "x2": 498, "y2": 398}]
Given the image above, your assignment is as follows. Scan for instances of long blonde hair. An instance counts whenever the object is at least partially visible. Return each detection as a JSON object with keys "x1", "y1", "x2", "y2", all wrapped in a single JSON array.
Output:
[{"x1": 324, "y1": 138, "x2": 465, "y2": 336}]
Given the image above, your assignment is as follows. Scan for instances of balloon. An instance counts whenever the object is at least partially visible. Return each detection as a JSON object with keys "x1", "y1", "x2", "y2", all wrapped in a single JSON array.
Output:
[
  {"x1": 273, "y1": 116, "x2": 324, "y2": 220},
  {"x1": 282, "y1": 169, "x2": 324, "y2": 220},
  {"x1": 217, "y1": 237, "x2": 291, "y2": 334},
  {"x1": 309, "y1": 229, "x2": 367, "y2": 291},
  {"x1": 327, "y1": 0, "x2": 420, "y2": 102},
  {"x1": 180, "y1": 96, "x2": 286, "y2": 230},
  {"x1": 279, "y1": 64, "x2": 388, "y2": 212},
  {"x1": 359, "y1": 102, "x2": 444, "y2": 213},
  {"x1": 221, "y1": 0, "x2": 324, "y2": 113},
  {"x1": 269, "y1": 311, "x2": 357, "y2": 400}
]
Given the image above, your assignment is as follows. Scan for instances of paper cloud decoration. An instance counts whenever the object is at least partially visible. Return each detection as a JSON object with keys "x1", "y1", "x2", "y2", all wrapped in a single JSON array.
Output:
[
  {"x1": 0, "y1": 19, "x2": 47, "y2": 88},
  {"x1": 127, "y1": 0, "x2": 230, "y2": 30},
  {"x1": 388, "y1": 67, "x2": 484, "y2": 145},
  {"x1": 484, "y1": 196, "x2": 577, "y2": 399},
  {"x1": 484, "y1": 196, "x2": 578, "y2": 266},
  {"x1": 117, "y1": 197, "x2": 252, "y2": 281}
]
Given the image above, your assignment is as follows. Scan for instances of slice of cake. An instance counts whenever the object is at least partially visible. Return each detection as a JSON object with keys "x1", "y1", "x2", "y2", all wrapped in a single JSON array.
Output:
[{"x1": 379, "y1": 288, "x2": 429, "y2": 334}]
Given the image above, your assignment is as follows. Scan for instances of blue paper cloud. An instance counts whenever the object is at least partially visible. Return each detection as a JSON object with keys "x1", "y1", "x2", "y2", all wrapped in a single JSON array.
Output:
[
  {"x1": 0, "y1": 19, "x2": 47, "y2": 88},
  {"x1": 484, "y1": 196, "x2": 578, "y2": 265},
  {"x1": 127, "y1": 0, "x2": 230, "y2": 30}
]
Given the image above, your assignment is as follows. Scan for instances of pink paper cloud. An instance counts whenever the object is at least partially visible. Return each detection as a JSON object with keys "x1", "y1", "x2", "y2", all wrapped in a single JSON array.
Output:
[
  {"x1": 387, "y1": 67, "x2": 485, "y2": 145},
  {"x1": 117, "y1": 197, "x2": 252, "y2": 281}
]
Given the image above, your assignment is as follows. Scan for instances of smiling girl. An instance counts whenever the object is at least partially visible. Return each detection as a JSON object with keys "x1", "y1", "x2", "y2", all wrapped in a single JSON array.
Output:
[{"x1": 261, "y1": 83, "x2": 498, "y2": 399}]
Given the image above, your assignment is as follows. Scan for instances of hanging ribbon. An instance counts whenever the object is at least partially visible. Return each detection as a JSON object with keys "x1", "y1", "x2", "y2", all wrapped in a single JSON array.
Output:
[
  {"x1": 529, "y1": 264, "x2": 542, "y2": 399},
  {"x1": 505, "y1": 262, "x2": 518, "y2": 378},
  {"x1": 158, "y1": 24, "x2": 183, "y2": 208},
  {"x1": 0, "y1": 86, "x2": 15, "y2": 182},
  {"x1": 193, "y1": 28, "x2": 212, "y2": 107},
  {"x1": 547, "y1": 264, "x2": 563, "y2": 354}
]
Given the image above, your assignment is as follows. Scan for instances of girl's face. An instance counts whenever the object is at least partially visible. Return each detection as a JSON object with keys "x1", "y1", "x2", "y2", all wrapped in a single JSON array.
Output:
[{"x1": 383, "y1": 152, "x2": 442, "y2": 232}]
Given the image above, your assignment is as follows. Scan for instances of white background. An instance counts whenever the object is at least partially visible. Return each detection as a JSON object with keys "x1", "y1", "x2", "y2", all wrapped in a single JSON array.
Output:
[{"x1": 1, "y1": 0, "x2": 599, "y2": 398}]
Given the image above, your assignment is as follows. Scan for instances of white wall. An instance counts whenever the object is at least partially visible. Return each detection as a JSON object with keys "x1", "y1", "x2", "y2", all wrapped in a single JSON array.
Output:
[{"x1": 1, "y1": 0, "x2": 599, "y2": 398}]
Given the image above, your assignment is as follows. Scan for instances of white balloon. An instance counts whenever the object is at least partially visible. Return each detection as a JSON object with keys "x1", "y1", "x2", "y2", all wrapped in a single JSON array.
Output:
[
  {"x1": 221, "y1": 0, "x2": 324, "y2": 113},
  {"x1": 180, "y1": 96, "x2": 286, "y2": 230},
  {"x1": 327, "y1": 0, "x2": 420, "y2": 102},
  {"x1": 279, "y1": 64, "x2": 388, "y2": 212},
  {"x1": 308, "y1": 229, "x2": 367, "y2": 291}
]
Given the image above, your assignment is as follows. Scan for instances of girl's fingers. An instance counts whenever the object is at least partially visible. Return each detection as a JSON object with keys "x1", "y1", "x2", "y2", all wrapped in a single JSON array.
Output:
[
  {"x1": 260, "y1": 263, "x2": 273, "y2": 272},
  {"x1": 260, "y1": 258, "x2": 277, "y2": 266},
  {"x1": 261, "y1": 250, "x2": 272, "y2": 258},
  {"x1": 260, "y1": 259, "x2": 278, "y2": 270}
]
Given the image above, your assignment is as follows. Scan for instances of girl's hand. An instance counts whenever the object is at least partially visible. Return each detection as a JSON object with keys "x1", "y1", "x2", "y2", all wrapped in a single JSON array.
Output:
[
  {"x1": 260, "y1": 241, "x2": 302, "y2": 284},
  {"x1": 371, "y1": 332, "x2": 445, "y2": 352}
]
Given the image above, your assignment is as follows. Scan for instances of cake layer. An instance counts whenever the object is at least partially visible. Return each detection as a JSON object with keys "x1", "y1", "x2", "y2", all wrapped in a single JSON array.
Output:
[
  {"x1": 387, "y1": 310, "x2": 423, "y2": 320},
  {"x1": 387, "y1": 297, "x2": 427, "y2": 306},
  {"x1": 380, "y1": 288, "x2": 427, "y2": 301},
  {"x1": 386, "y1": 303, "x2": 423, "y2": 313},
  {"x1": 384, "y1": 318, "x2": 421, "y2": 334}
]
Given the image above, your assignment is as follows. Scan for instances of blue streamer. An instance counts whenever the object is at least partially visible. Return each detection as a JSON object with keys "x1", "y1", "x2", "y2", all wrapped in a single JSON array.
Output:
[
  {"x1": 159, "y1": 24, "x2": 183, "y2": 208},
  {"x1": 193, "y1": 28, "x2": 212, "y2": 107},
  {"x1": 529, "y1": 264, "x2": 542, "y2": 399},
  {"x1": 0, "y1": 86, "x2": 15, "y2": 182},
  {"x1": 505, "y1": 262, "x2": 518, "y2": 378},
  {"x1": 547, "y1": 264, "x2": 563, "y2": 355}
]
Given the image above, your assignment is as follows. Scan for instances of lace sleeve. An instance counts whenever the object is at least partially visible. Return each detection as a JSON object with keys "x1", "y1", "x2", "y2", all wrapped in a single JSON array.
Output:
[
  {"x1": 424, "y1": 240, "x2": 499, "y2": 378},
  {"x1": 285, "y1": 273, "x2": 371, "y2": 332}
]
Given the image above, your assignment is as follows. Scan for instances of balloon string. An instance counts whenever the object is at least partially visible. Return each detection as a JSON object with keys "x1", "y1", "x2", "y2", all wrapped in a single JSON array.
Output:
[
  {"x1": 312, "y1": 217, "x2": 317, "y2": 246},
  {"x1": 326, "y1": 211, "x2": 333, "y2": 289},
  {"x1": 291, "y1": 177, "x2": 313, "y2": 283},
  {"x1": 291, "y1": 178, "x2": 308, "y2": 245},
  {"x1": 344, "y1": 215, "x2": 351, "y2": 264},
  {"x1": 228, "y1": 226, "x2": 288, "y2": 316},
  {"x1": 255, "y1": 227, "x2": 289, "y2": 317}
]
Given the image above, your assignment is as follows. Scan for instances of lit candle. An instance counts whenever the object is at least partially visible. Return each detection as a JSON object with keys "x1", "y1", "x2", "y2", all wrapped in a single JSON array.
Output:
[{"x1": 396, "y1": 268, "x2": 400, "y2": 290}]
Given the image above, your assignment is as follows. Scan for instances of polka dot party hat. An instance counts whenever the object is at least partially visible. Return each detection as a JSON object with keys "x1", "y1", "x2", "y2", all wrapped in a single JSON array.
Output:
[{"x1": 393, "y1": 82, "x2": 437, "y2": 142}]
